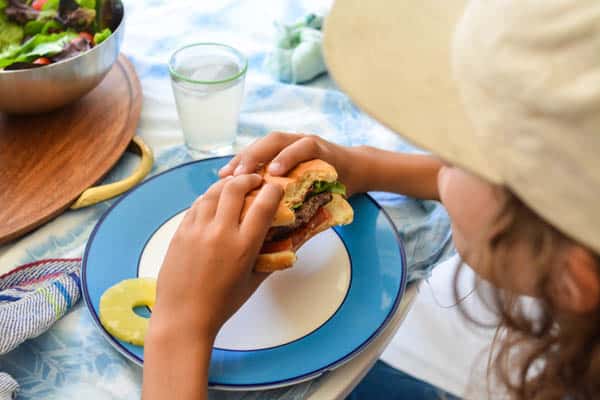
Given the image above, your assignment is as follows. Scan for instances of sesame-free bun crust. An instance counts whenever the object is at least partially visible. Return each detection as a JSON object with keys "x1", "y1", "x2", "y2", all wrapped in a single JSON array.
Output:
[
  {"x1": 254, "y1": 251, "x2": 297, "y2": 273},
  {"x1": 265, "y1": 159, "x2": 338, "y2": 209}
]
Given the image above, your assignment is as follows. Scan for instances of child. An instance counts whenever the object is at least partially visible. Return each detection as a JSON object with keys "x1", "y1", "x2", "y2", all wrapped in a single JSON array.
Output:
[{"x1": 142, "y1": 0, "x2": 600, "y2": 399}]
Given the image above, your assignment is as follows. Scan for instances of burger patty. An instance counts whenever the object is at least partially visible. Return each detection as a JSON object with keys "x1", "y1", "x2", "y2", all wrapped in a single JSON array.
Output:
[{"x1": 265, "y1": 192, "x2": 333, "y2": 242}]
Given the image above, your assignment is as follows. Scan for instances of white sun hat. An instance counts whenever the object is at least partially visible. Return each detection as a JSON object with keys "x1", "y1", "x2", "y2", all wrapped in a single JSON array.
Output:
[{"x1": 323, "y1": 0, "x2": 600, "y2": 253}]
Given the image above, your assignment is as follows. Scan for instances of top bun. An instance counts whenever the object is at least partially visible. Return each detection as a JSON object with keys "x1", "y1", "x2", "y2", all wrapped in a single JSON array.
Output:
[{"x1": 264, "y1": 159, "x2": 338, "y2": 208}]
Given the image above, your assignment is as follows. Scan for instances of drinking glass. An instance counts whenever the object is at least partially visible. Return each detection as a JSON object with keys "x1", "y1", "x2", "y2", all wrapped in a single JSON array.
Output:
[{"x1": 169, "y1": 43, "x2": 248, "y2": 155}]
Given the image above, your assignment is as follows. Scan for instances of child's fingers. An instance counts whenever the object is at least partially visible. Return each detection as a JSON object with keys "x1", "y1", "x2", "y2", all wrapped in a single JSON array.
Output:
[
  {"x1": 249, "y1": 271, "x2": 271, "y2": 290},
  {"x1": 226, "y1": 132, "x2": 303, "y2": 176},
  {"x1": 241, "y1": 183, "x2": 283, "y2": 245},
  {"x1": 219, "y1": 155, "x2": 241, "y2": 178},
  {"x1": 190, "y1": 177, "x2": 230, "y2": 222},
  {"x1": 179, "y1": 197, "x2": 201, "y2": 230},
  {"x1": 267, "y1": 136, "x2": 324, "y2": 176},
  {"x1": 215, "y1": 174, "x2": 263, "y2": 225}
]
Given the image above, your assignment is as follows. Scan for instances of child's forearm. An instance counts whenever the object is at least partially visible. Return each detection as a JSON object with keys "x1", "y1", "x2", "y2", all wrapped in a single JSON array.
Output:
[
  {"x1": 143, "y1": 319, "x2": 213, "y2": 400},
  {"x1": 347, "y1": 146, "x2": 442, "y2": 200}
]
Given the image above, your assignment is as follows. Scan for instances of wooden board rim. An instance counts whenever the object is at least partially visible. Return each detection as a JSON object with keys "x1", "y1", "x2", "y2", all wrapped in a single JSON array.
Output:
[{"x1": 0, "y1": 55, "x2": 143, "y2": 244}]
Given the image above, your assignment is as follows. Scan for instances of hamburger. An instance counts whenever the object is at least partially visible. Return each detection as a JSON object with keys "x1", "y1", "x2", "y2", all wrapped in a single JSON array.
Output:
[{"x1": 243, "y1": 159, "x2": 354, "y2": 272}]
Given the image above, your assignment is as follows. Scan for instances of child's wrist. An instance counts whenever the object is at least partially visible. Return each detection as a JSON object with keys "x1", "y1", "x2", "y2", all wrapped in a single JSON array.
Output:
[
  {"x1": 343, "y1": 145, "x2": 372, "y2": 194},
  {"x1": 149, "y1": 305, "x2": 218, "y2": 348},
  {"x1": 144, "y1": 311, "x2": 214, "y2": 398}
]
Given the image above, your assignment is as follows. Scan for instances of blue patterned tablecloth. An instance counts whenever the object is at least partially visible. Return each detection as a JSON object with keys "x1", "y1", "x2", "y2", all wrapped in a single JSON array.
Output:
[{"x1": 0, "y1": 1, "x2": 453, "y2": 398}]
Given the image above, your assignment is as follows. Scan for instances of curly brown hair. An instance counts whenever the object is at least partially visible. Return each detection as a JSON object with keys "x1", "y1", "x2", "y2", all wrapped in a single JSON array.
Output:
[{"x1": 455, "y1": 193, "x2": 600, "y2": 399}]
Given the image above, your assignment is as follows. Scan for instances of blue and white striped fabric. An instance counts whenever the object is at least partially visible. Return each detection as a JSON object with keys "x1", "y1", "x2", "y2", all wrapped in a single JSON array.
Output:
[
  {"x1": 0, "y1": 1, "x2": 454, "y2": 398},
  {"x1": 0, "y1": 259, "x2": 80, "y2": 355},
  {"x1": 0, "y1": 372, "x2": 18, "y2": 400},
  {"x1": 0, "y1": 259, "x2": 81, "y2": 398}
]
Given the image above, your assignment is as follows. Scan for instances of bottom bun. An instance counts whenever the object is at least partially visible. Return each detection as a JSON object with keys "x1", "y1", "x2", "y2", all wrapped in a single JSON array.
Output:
[
  {"x1": 255, "y1": 251, "x2": 297, "y2": 273},
  {"x1": 254, "y1": 194, "x2": 354, "y2": 273}
]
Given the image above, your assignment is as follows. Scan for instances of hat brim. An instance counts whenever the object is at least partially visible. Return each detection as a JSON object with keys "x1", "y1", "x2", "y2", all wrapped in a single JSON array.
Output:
[{"x1": 323, "y1": 0, "x2": 502, "y2": 184}]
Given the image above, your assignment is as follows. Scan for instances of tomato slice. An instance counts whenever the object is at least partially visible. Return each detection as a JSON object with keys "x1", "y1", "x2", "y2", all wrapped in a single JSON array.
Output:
[
  {"x1": 310, "y1": 207, "x2": 331, "y2": 229},
  {"x1": 261, "y1": 207, "x2": 331, "y2": 253},
  {"x1": 79, "y1": 32, "x2": 94, "y2": 43},
  {"x1": 32, "y1": 0, "x2": 48, "y2": 10},
  {"x1": 33, "y1": 57, "x2": 51, "y2": 65},
  {"x1": 260, "y1": 238, "x2": 293, "y2": 254}
]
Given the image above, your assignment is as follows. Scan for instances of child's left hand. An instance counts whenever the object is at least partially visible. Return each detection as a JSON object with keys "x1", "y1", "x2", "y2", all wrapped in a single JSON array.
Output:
[
  {"x1": 143, "y1": 174, "x2": 282, "y2": 399},
  {"x1": 149, "y1": 173, "x2": 283, "y2": 341}
]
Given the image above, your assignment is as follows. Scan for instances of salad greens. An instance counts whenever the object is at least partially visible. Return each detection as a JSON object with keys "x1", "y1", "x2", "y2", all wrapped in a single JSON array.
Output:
[
  {"x1": 0, "y1": 2, "x2": 24, "y2": 51},
  {"x1": 23, "y1": 18, "x2": 62, "y2": 35},
  {"x1": 312, "y1": 181, "x2": 347, "y2": 196},
  {"x1": 0, "y1": 31, "x2": 76, "y2": 67},
  {"x1": 42, "y1": 0, "x2": 59, "y2": 10},
  {"x1": 0, "y1": 0, "x2": 115, "y2": 70},
  {"x1": 93, "y1": 26, "x2": 109, "y2": 44}
]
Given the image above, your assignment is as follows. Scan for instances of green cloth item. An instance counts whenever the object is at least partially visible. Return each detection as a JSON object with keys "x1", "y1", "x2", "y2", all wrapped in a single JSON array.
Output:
[{"x1": 265, "y1": 13, "x2": 327, "y2": 84}]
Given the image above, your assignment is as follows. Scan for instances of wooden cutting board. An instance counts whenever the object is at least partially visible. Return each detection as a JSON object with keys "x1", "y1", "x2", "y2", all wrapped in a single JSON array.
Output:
[{"x1": 0, "y1": 55, "x2": 142, "y2": 245}]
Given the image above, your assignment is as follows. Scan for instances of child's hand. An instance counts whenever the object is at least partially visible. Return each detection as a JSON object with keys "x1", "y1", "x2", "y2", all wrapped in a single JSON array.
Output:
[
  {"x1": 149, "y1": 174, "x2": 283, "y2": 341},
  {"x1": 219, "y1": 132, "x2": 364, "y2": 196}
]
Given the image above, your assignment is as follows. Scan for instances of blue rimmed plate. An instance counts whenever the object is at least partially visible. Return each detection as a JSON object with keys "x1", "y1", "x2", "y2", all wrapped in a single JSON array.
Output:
[{"x1": 82, "y1": 156, "x2": 407, "y2": 390}]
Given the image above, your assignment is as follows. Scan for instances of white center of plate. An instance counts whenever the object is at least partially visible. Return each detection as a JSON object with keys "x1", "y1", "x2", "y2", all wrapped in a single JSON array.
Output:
[{"x1": 138, "y1": 210, "x2": 351, "y2": 350}]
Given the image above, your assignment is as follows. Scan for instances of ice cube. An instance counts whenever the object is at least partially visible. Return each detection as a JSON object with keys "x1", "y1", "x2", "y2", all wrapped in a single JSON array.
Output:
[{"x1": 189, "y1": 57, "x2": 239, "y2": 82}]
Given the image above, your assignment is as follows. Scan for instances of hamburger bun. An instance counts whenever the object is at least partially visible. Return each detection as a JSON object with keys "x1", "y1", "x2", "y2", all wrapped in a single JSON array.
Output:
[{"x1": 239, "y1": 159, "x2": 353, "y2": 272}]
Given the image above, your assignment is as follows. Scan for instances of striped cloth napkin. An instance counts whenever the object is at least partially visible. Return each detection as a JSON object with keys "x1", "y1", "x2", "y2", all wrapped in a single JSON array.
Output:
[{"x1": 0, "y1": 259, "x2": 81, "y2": 399}]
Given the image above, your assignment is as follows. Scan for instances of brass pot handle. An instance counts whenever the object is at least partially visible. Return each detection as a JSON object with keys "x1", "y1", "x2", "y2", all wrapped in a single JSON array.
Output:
[{"x1": 71, "y1": 136, "x2": 154, "y2": 209}]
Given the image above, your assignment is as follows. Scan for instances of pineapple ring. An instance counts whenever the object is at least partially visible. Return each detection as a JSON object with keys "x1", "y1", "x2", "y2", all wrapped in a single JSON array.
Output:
[{"x1": 99, "y1": 278, "x2": 157, "y2": 346}]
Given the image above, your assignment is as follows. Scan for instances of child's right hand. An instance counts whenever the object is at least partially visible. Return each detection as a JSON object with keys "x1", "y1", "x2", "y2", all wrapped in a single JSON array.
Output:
[{"x1": 219, "y1": 132, "x2": 364, "y2": 196}]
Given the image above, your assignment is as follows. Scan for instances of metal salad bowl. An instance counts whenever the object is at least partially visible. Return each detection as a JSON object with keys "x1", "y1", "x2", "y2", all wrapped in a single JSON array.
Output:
[{"x1": 0, "y1": 0, "x2": 124, "y2": 114}]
